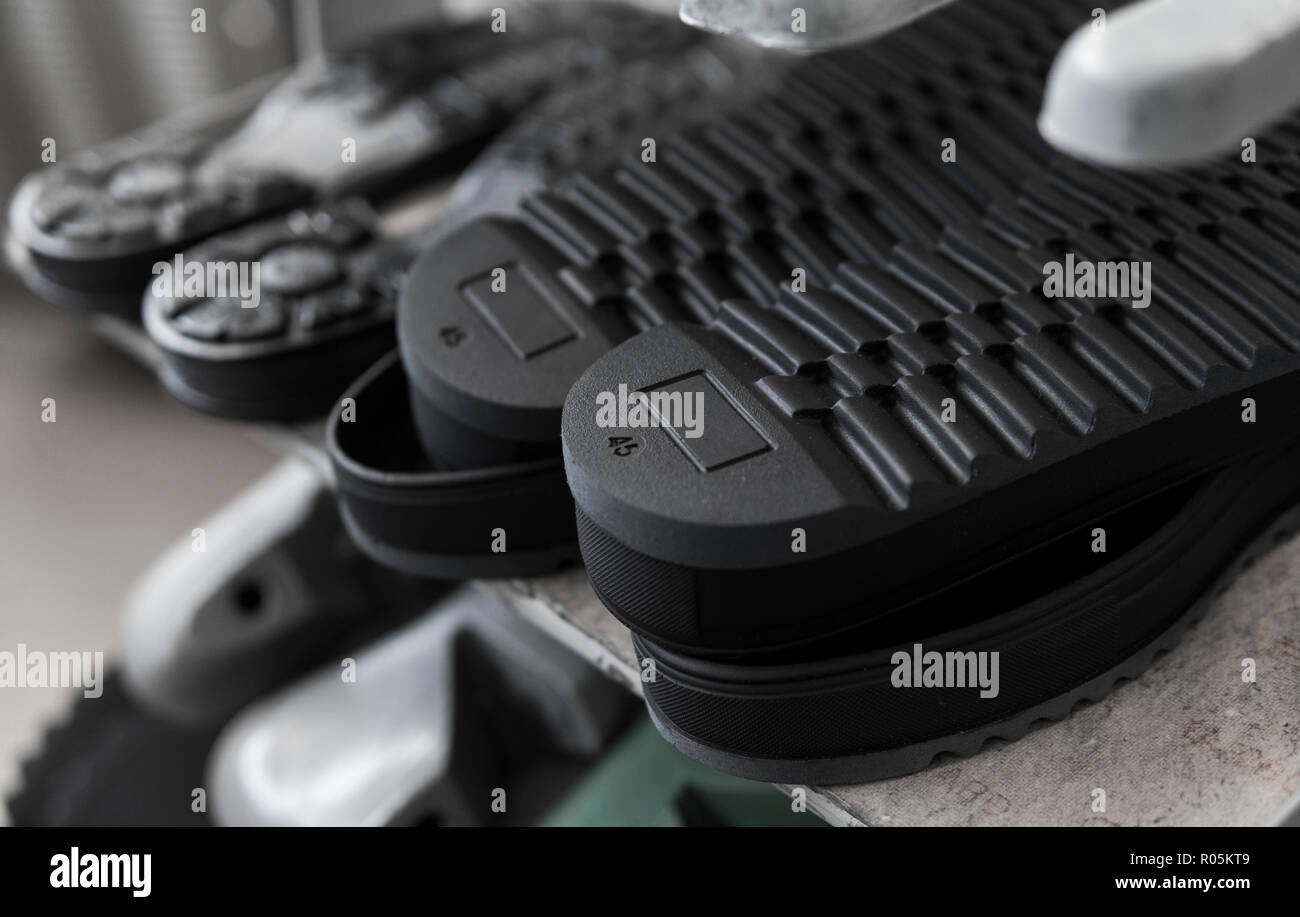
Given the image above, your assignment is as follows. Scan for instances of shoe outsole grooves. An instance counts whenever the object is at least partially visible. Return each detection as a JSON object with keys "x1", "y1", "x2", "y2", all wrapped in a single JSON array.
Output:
[
  {"x1": 641, "y1": 501, "x2": 1300, "y2": 787},
  {"x1": 5, "y1": 671, "x2": 218, "y2": 827}
]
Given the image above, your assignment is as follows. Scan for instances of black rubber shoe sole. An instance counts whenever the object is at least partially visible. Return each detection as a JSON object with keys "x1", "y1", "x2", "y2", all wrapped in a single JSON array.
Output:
[
  {"x1": 631, "y1": 442, "x2": 1300, "y2": 783},
  {"x1": 6, "y1": 672, "x2": 219, "y2": 826},
  {"x1": 390, "y1": 0, "x2": 1300, "y2": 658},
  {"x1": 328, "y1": 351, "x2": 578, "y2": 579},
  {"x1": 143, "y1": 203, "x2": 408, "y2": 422},
  {"x1": 142, "y1": 29, "x2": 741, "y2": 423},
  {"x1": 325, "y1": 38, "x2": 780, "y2": 575},
  {"x1": 6, "y1": 2, "x2": 690, "y2": 312},
  {"x1": 397, "y1": 39, "x2": 784, "y2": 468},
  {"x1": 395, "y1": 0, "x2": 1119, "y2": 467},
  {"x1": 565, "y1": 295, "x2": 1300, "y2": 653}
]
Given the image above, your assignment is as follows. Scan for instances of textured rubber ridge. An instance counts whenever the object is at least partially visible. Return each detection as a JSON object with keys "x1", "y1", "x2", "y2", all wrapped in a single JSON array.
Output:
[
  {"x1": 399, "y1": 0, "x2": 1097, "y2": 453},
  {"x1": 565, "y1": 287, "x2": 1300, "y2": 651},
  {"x1": 551, "y1": 0, "x2": 1300, "y2": 650},
  {"x1": 399, "y1": 36, "x2": 782, "y2": 466},
  {"x1": 398, "y1": 0, "x2": 1300, "y2": 458},
  {"x1": 576, "y1": 507, "x2": 697, "y2": 637},
  {"x1": 632, "y1": 444, "x2": 1300, "y2": 784},
  {"x1": 329, "y1": 34, "x2": 763, "y2": 577},
  {"x1": 6, "y1": 672, "x2": 218, "y2": 826},
  {"x1": 473, "y1": 39, "x2": 766, "y2": 180}
]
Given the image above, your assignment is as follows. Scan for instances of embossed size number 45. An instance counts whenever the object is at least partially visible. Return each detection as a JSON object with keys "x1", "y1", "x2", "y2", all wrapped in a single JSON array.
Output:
[{"x1": 607, "y1": 436, "x2": 639, "y2": 457}]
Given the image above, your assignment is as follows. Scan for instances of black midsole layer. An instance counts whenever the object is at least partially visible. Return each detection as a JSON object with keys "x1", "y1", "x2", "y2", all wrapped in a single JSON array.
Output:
[{"x1": 631, "y1": 440, "x2": 1300, "y2": 778}]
